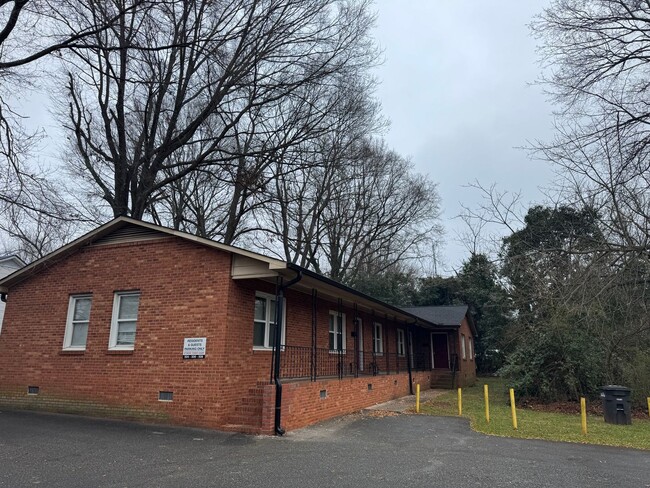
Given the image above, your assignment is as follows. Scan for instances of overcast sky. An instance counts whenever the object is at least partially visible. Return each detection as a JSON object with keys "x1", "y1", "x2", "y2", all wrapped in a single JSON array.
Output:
[
  {"x1": 373, "y1": 1, "x2": 555, "y2": 273},
  {"x1": 16, "y1": 1, "x2": 556, "y2": 273}
]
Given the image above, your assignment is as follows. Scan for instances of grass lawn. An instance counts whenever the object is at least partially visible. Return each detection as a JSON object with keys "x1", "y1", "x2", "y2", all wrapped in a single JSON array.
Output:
[{"x1": 419, "y1": 377, "x2": 650, "y2": 450}]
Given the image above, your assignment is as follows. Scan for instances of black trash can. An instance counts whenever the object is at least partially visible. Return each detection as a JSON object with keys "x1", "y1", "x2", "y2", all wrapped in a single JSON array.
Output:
[{"x1": 600, "y1": 385, "x2": 632, "y2": 425}]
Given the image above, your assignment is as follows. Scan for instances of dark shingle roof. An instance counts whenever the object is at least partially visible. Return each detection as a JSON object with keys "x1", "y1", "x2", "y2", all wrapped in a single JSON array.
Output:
[{"x1": 400, "y1": 305, "x2": 469, "y2": 326}]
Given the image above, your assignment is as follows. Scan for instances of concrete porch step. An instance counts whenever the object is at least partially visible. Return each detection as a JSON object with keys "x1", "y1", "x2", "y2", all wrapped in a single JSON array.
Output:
[{"x1": 430, "y1": 371, "x2": 454, "y2": 389}]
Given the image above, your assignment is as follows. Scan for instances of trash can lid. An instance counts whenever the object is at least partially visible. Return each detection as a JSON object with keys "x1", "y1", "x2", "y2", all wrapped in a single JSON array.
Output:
[{"x1": 601, "y1": 385, "x2": 631, "y2": 391}]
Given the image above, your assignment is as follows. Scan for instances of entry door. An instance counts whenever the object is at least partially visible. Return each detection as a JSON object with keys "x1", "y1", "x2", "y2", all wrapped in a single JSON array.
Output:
[
  {"x1": 357, "y1": 318, "x2": 364, "y2": 371},
  {"x1": 430, "y1": 333, "x2": 450, "y2": 369}
]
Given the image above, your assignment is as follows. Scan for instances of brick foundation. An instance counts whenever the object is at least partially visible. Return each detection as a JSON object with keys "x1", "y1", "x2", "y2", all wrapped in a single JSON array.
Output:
[{"x1": 265, "y1": 371, "x2": 433, "y2": 432}]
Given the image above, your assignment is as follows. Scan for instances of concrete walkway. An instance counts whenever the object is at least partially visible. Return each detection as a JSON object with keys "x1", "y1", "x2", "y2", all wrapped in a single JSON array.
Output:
[{"x1": 364, "y1": 388, "x2": 447, "y2": 413}]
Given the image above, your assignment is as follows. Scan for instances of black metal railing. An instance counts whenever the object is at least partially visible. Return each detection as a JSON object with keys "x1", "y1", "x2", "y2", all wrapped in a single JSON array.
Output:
[{"x1": 279, "y1": 345, "x2": 431, "y2": 380}]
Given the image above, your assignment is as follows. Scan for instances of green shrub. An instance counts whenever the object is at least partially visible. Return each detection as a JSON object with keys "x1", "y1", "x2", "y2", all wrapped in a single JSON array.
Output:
[{"x1": 500, "y1": 324, "x2": 605, "y2": 402}]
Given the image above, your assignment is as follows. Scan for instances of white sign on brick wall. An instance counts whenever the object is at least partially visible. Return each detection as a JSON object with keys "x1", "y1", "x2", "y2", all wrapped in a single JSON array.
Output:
[{"x1": 183, "y1": 337, "x2": 206, "y2": 359}]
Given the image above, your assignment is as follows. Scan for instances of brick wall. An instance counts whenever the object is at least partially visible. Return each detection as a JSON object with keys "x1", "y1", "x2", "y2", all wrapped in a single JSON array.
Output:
[
  {"x1": 457, "y1": 317, "x2": 477, "y2": 387},
  {"x1": 0, "y1": 237, "x2": 237, "y2": 429},
  {"x1": 0, "y1": 235, "x2": 443, "y2": 434}
]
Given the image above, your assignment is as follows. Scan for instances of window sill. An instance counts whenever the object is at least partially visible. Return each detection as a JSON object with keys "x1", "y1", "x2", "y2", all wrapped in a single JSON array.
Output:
[
  {"x1": 252, "y1": 347, "x2": 285, "y2": 352},
  {"x1": 106, "y1": 349, "x2": 135, "y2": 355},
  {"x1": 60, "y1": 349, "x2": 85, "y2": 355}
]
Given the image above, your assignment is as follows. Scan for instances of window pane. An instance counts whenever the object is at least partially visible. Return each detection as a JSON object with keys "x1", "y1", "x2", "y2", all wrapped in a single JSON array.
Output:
[
  {"x1": 269, "y1": 299, "x2": 276, "y2": 324},
  {"x1": 118, "y1": 295, "x2": 140, "y2": 320},
  {"x1": 70, "y1": 322, "x2": 88, "y2": 347},
  {"x1": 73, "y1": 298, "x2": 92, "y2": 321},
  {"x1": 329, "y1": 314, "x2": 335, "y2": 332},
  {"x1": 254, "y1": 297, "x2": 266, "y2": 321},
  {"x1": 117, "y1": 320, "x2": 137, "y2": 345},
  {"x1": 269, "y1": 323, "x2": 278, "y2": 348},
  {"x1": 253, "y1": 321, "x2": 265, "y2": 346},
  {"x1": 329, "y1": 331, "x2": 335, "y2": 350}
]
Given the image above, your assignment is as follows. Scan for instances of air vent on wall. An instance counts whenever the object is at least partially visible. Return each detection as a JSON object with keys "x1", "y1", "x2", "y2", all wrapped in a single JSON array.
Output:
[
  {"x1": 27, "y1": 386, "x2": 39, "y2": 395},
  {"x1": 159, "y1": 391, "x2": 173, "y2": 402},
  {"x1": 93, "y1": 224, "x2": 168, "y2": 246}
]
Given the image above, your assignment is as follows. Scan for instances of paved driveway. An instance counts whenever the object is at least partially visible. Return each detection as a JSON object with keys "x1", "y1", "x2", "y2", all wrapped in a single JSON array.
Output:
[{"x1": 0, "y1": 409, "x2": 648, "y2": 487}]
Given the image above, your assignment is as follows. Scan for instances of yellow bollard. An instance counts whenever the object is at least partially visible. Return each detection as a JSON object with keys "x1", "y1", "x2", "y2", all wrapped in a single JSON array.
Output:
[
  {"x1": 416, "y1": 383, "x2": 420, "y2": 413},
  {"x1": 647, "y1": 397, "x2": 650, "y2": 417},
  {"x1": 580, "y1": 397, "x2": 587, "y2": 435},
  {"x1": 458, "y1": 388, "x2": 463, "y2": 416},
  {"x1": 484, "y1": 384, "x2": 490, "y2": 423},
  {"x1": 509, "y1": 388, "x2": 518, "y2": 430}
]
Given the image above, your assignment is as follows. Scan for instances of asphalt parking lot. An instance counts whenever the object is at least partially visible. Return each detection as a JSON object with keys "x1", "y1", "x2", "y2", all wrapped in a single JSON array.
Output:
[{"x1": 0, "y1": 409, "x2": 648, "y2": 488}]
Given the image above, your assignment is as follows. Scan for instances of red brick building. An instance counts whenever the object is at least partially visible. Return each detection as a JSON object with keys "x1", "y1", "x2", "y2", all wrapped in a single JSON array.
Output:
[{"x1": 0, "y1": 217, "x2": 477, "y2": 434}]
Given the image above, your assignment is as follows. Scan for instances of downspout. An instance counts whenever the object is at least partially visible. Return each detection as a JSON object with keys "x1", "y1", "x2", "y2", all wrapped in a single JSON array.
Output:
[
  {"x1": 0, "y1": 293, "x2": 7, "y2": 303},
  {"x1": 273, "y1": 270, "x2": 303, "y2": 436}
]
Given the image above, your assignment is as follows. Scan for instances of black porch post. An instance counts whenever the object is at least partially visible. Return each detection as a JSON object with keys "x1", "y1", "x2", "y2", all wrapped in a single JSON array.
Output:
[
  {"x1": 270, "y1": 277, "x2": 283, "y2": 385},
  {"x1": 311, "y1": 289, "x2": 317, "y2": 381},
  {"x1": 337, "y1": 298, "x2": 343, "y2": 379},
  {"x1": 406, "y1": 322, "x2": 414, "y2": 395},
  {"x1": 273, "y1": 278, "x2": 285, "y2": 383},
  {"x1": 384, "y1": 314, "x2": 389, "y2": 375},
  {"x1": 354, "y1": 303, "x2": 359, "y2": 378}
]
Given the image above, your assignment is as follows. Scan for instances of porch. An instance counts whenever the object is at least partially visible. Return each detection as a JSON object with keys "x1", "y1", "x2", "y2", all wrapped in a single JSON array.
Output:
[{"x1": 277, "y1": 328, "x2": 460, "y2": 387}]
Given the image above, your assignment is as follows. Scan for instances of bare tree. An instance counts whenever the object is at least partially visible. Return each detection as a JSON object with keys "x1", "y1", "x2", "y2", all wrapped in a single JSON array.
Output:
[
  {"x1": 61, "y1": 0, "x2": 377, "y2": 221},
  {"x1": 149, "y1": 70, "x2": 356, "y2": 245},
  {"x1": 321, "y1": 140, "x2": 440, "y2": 284},
  {"x1": 266, "y1": 133, "x2": 441, "y2": 283},
  {"x1": 264, "y1": 73, "x2": 383, "y2": 269},
  {"x1": 0, "y1": 1, "x2": 149, "y2": 209},
  {"x1": 532, "y1": 0, "x2": 650, "y2": 259}
]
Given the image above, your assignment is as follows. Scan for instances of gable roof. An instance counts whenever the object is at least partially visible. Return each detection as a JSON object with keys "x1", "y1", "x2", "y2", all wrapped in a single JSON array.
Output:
[
  {"x1": 0, "y1": 216, "x2": 438, "y2": 328},
  {"x1": 401, "y1": 305, "x2": 477, "y2": 335},
  {"x1": 0, "y1": 217, "x2": 286, "y2": 293}
]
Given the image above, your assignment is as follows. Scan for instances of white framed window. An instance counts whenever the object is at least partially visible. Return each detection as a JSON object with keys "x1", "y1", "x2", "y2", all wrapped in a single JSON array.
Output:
[
  {"x1": 396, "y1": 328, "x2": 406, "y2": 357},
  {"x1": 253, "y1": 292, "x2": 286, "y2": 349},
  {"x1": 373, "y1": 322, "x2": 383, "y2": 355},
  {"x1": 328, "y1": 311, "x2": 346, "y2": 351},
  {"x1": 468, "y1": 336, "x2": 473, "y2": 360},
  {"x1": 461, "y1": 334, "x2": 467, "y2": 360},
  {"x1": 109, "y1": 292, "x2": 140, "y2": 350},
  {"x1": 62, "y1": 295, "x2": 92, "y2": 350}
]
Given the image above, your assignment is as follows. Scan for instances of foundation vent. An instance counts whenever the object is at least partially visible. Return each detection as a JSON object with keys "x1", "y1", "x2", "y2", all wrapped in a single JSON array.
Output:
[
  {"x1": 158, "y1": 391, "x2": 173, "y2": 402},
  {"x1": 27, "y1": 386, "x2": 39, "y2": 395}
]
